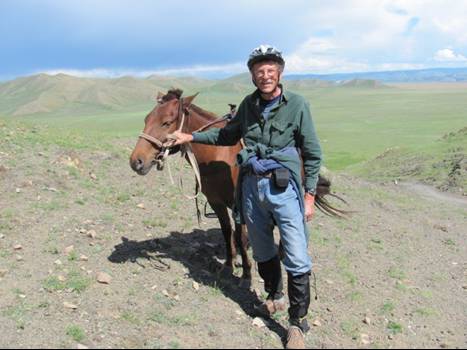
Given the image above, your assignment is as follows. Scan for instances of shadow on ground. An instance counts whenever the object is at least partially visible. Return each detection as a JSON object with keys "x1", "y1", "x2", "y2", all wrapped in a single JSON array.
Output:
[{"x1": 107, "y1": 228, "x2": 288, "y2": 343}]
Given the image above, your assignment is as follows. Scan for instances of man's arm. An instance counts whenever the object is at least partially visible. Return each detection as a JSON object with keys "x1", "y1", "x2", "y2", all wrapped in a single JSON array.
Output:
[
  {"x1": 298, "y1": 100, "x2": 322, "y2": 194},
  {"x1": 171, "y1": 103, "x2": 244, "y2": 146},
  {"x1": 298, "y1": 100, "x2": 322, "y2": 221}
]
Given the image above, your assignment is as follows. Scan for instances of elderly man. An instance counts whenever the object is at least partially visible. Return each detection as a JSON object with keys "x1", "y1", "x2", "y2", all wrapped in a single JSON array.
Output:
[{"x1": 171, "y1": 45, "x2": 322, "y2": 349}]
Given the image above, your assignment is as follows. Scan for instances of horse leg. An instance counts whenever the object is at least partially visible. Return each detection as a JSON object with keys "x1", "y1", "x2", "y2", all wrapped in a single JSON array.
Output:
[
  {"x1": 210, "y1": 202, "x2": 236, "y2": 273},
  {"x1": 234, "y1": 223, "x2": 252, "y2": 288}
]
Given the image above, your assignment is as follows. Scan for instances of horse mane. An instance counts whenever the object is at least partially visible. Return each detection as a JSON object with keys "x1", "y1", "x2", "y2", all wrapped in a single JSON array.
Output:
[
  {"x1": 161, "y1": 88, "x2": 183, "y2": 103},
  {"x1": 162, "y1": 88, "x2": 219, "y2": 121},
  {"x1": 189, "y1": 104, "x2": 219, "y2": 121}
]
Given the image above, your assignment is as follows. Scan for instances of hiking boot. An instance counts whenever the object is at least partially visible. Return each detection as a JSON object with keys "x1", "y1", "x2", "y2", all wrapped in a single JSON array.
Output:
[
  {"x1": 285, "y1": 325, "x2": 305, "y2": 349},
  {"x1": 254, "y1": 296, "x2": 287, "y2": 317}
]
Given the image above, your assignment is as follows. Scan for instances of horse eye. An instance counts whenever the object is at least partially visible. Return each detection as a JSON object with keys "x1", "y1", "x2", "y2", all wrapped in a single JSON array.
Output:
[{"x1": 161, "y1": 121, "x2": 171, "y2": 128}]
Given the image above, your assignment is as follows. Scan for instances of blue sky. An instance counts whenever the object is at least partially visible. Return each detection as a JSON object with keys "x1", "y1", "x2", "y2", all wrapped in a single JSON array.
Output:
[{"x1": 1, "y1": 0, "x2": 467, "y2": 80}]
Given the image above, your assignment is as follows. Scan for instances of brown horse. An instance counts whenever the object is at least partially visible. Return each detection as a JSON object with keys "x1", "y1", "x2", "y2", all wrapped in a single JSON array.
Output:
[
  {"x1": 130, "y1": 89, "x2": 345, "y2": 285},
  {"x1": 130, "y1": 89, "x2": 252, "y2": 284}
]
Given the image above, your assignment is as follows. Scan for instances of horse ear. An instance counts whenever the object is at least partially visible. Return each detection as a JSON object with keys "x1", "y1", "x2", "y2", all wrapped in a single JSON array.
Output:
[
  {"x1": 156, "y1": 91, "x2": 164, "y2": 103},
  {"x1": 183, "y1": 93, "x2": 199, "y2": 108}
]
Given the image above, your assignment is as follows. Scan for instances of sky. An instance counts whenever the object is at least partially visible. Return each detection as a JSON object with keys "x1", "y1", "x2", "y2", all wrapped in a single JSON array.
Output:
[{"x1": 1, "y1": 0, "x2": 467, "y2": 80}]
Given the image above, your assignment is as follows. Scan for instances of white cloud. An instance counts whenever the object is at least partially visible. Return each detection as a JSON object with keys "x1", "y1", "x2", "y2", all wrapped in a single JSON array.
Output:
[
  {"x1": 434, "y1": 48, "x2": 467, "y2": 62},
  {"x1": 40, "y1": 63, "x2": 246, "y2": 78}
]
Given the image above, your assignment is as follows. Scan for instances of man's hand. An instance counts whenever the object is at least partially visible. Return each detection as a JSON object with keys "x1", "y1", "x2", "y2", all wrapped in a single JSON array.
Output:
[
  {"x1": 167, "y1": 130, "x2": 194, "y2": 146},
  {"x1": 304, "y1": 192, "x2": 315, "y2": 222}
]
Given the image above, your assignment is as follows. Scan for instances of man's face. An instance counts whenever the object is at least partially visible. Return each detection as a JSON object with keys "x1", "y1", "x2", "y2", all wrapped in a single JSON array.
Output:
[{"x1": 251, "y1": 61, "x2": 282, "y2": 94}]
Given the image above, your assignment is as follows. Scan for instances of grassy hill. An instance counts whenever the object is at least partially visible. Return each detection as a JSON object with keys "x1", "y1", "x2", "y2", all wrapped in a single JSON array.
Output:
[
  {"x1": 0, "y1": 74, "x2": 214, "y2": 117},
  {"x1": 1, "y1": 75, "x2": 466, "y2": 177},
  {"x1": 349, "y1": 127, "x2": 467, "y2": 193}
]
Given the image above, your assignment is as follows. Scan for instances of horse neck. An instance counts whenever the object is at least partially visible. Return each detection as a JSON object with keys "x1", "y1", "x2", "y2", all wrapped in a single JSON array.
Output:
[{"x1": 182, "y1": 105, "x2": 218, "y2": 134}]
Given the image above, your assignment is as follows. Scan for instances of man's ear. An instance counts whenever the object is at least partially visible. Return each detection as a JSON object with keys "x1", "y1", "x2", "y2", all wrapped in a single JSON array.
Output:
[{"x1": 183, "y1": 93, "x2": 199, "y2": 108}]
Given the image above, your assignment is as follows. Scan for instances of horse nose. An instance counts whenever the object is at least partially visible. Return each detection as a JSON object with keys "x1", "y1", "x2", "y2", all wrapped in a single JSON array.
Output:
[{"x1": 131, "y1": 158, "x2": 144, "y2": 172}]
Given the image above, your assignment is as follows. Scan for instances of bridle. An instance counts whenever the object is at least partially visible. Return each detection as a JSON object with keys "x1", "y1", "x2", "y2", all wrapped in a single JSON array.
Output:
[
  {"x1": 138, "y1": 97, "x2": 187, "y2": 171},
  {"x1": 136, "y1": 97, "x2": 236, "y2": 221}
]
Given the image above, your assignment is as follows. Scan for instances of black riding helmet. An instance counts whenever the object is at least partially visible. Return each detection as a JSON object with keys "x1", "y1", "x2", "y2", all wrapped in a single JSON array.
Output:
[{"x1": 247, "y1": 45, "x2": 285, "y2": 71}]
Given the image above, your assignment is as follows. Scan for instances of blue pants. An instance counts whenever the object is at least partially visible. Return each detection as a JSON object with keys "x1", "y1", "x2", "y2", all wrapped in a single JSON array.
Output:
[{"x1": 242, "y1": 175, "x2": 312, "y2": 276}]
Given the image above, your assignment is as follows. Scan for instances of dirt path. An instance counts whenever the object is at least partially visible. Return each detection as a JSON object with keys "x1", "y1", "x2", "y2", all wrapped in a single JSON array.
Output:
[
  {"x1": 1, "y1": 128, "x2": 466, "y2": 348},
  {"x1": 399, "y1": 182, "x2": 467, "y2": 209}
]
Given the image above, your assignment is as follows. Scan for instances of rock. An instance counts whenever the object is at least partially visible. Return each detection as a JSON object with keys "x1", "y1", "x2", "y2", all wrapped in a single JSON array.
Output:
[
  {"x1": 64, "y1": 245, "x2": 74, "y2": 255},
  {"x1": 162, "y1": 289, "x2": 170, "y2": 297},
  {"x1": 13, "y1": 244, "x2": 23, "y2": 250},
  {"x1": 0, "y1": 269, "x2": 8, "y2": 277},
  {"x1": 151, "y1": 284, "x2": 157, "y2": 290},
  {"x1": 16, "y1": 255, "x2": 23, "y2": 261},
  {"x1": 15, "y1": 188, "x2": 21, "y2": 193},
  {"x1": 434, "y1": 224, "x2": 448, "y2": 232},
  {"x1": 136, "y1": 203, "x2": 145, "y2": 209},
  {"x1": 89, "y1": 172, "x2": 97, "y2": 180},
  {"x1": 22, "y1": 180, "x2": 33, "y2": 187},
  {"x1": 54, "y1": 259, "x2": 63, "y2": 266},
  {"x1": 363, "y1": 316, "x2": 371, "y2": 325},
  {"x1": 192, "y1": 281, "x2": 199, "y2": 291},
  {"x1": 76, "y1": 344, "x2": 89, "y2": 349},
  {"x1": 58, "y1": 275, "x2": 67, "y2": 282},
  {"x1": 87, "y1": 230, "x2": 97, "y2": 239},
  {"x1": 360, "y1": 333, "x2": 371, "y2": 345},
  {"x1": 96, "y1": 272, "x2": 111, "y2": 284},
  {"x1": 0, "y1": 234, "x2": 4, "y2": 239},
  {"x1": 79, "y1": 255, "x2": 89, "y2": 261},
  {"x1": 312, "y1": 319, "x2": 322, "y2": 327},
  {"x1": 63, "y1": 302, "x2": 78, "y2": 309},
  {"x1": 252, "y1": 317, "x2": 266, "y2": 328}
]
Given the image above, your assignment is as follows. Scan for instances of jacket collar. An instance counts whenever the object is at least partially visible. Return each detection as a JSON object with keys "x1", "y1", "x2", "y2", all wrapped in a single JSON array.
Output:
[{"x1": 251, "y1": 84, "x2": 289, "y2": 105}]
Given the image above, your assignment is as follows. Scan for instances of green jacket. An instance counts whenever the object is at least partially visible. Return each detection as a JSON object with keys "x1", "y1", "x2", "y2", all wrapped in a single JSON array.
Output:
[{"x1": 193, "y1": 86, "x2": 322, "y2": 193}]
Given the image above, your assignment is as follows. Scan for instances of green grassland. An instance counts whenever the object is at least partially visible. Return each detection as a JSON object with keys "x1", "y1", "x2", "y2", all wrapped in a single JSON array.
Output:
[{"x1": 1, "y1": 80, "x2": 466, "y2": 175}]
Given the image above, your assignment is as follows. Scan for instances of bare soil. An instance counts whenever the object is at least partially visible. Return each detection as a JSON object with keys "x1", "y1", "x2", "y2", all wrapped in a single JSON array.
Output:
[{"x1": 1, "y1": 128, "x2": 466, "y2": 348}]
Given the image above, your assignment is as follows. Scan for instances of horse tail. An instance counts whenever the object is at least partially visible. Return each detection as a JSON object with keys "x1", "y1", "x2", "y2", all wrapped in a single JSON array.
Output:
[{"x1": 315, "y1": 174, "x2": 352, "y2": 218}]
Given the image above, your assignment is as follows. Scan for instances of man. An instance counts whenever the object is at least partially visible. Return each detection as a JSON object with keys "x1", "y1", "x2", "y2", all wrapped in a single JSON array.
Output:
[{"x1": 170, "y1": 45, "x2": 322, "y2": 349}]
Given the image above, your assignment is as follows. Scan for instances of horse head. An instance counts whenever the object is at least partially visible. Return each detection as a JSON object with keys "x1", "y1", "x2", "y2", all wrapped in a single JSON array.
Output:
[{"x1": 129, "y1": 89, "x2": 198, "y2": 175}]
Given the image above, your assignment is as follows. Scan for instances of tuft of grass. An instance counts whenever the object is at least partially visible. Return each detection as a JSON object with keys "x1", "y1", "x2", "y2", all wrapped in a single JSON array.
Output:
[
  {"x1": 381, "y1": 300, "x2": 395, "y2": 314},
  {"x1": 121, "y1": 311, "x2": 141, "y2": 325},
  {"x1": 442, "y1": 238, "x2": 456, "y2": 246},
  {"x1": 67, "y1": 251, "x2": 78, "y2": 262},
  {"x1": 67, "y1": 271, "x2": 91, "y2": 293},
  {"x1": 148, "y1": 310, "x2": 198, "y2": 327},
  {"x1": 143, "y1": 218, "x2": 168, "y2": 228},
  {"x1": 116, "y1": 192, "x2": 131, "y2": 203},
  {"x1": 340, "y1": 320, "x2": 359, "y2": 338},
  {"x1": 415, "y1": 307, "x2": 437, "y2": 317},
  {"x1": 66, "y1": 324, "x2": 85, "y2": 342},
  {"x1": 388, "y1": 267, "x2": 406, "y2": 280},
  {"x1": 387, "y1": 321, "x2": 403, "y2": 334},
  {"x1": 43, "y1": 276, "x2": 66, "y2": 292},
  {"x1": 2, "y1": 303, "x2": 30, "y2": 329},
  {"x1": 43, "y1": 271, "x2": 91, "y2": 293}
]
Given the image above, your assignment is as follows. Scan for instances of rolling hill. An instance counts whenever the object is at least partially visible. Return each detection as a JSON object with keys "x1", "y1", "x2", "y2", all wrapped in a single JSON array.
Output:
[{"x1": 0, "y1": 74, "x2": 214, "y2": 117}]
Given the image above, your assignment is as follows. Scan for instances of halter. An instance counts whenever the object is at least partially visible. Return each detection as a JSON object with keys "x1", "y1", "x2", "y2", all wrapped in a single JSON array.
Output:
[{"x1": 138, "y1": 97, "x2": 187, "y2": 171}]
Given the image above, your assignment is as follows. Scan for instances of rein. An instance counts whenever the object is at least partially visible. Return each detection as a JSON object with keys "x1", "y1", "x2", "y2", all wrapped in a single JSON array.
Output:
[{"x1": 138, "y1": 99, "x2": 233, "y2": 205}]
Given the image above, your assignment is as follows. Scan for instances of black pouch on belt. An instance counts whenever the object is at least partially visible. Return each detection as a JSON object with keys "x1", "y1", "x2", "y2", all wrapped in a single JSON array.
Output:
[{"x1": 273, "y1": 168, "x2": 290, "y2": 189}]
